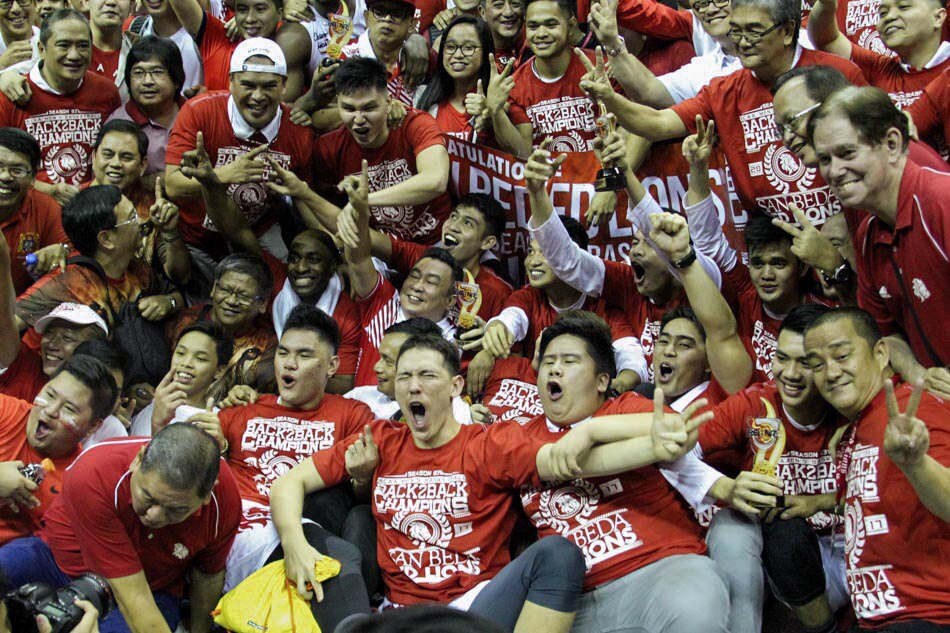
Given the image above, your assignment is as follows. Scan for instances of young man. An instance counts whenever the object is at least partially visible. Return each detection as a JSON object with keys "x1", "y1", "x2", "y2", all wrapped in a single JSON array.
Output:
[
  {"x1": 0, "y1": 0, "x2": 37, "y2": 74},
  {"x1": 271, "y1": 331, "x2": 713, "y2": 630},
  {"x1": 809, "y1": 86, "x2": 950, "y2": 399},
  {"x1": 0, "y1": 9, "x2": 121, "y2": 205},
  {"x1": 131, "y1": 320, "x2": 233, "y2": 436},
  {"x1": 804, "y1": 307, "x2": 950, "y2": 628},
  {"x1": 165, "y1": 38, "x2": 315, "y2": 256},
  {"x1": 808, "y1": 0, "x2": 950, "y2": 108},
  {"x1": 0, "y1": 355, "x2": 117, "y2": 547},
  {"x1": 314, "y1": 57, "x2": 451, "y2": 245},
  {"x1": 0, "y1": 424, "x2": 242, "y2": 633},
  {"x1": 584, "y1": 0, "x2": 867, "y2": 226},
  {"x1": 15, "y1": 185, "x2": 183, "y2": 336},
  {"x1": 345, "y1": 316, "x2": 472, "y2": 421}
]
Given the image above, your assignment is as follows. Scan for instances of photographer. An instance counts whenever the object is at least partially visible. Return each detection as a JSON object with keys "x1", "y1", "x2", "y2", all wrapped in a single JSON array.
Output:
[{"x1": 0, "y1": 596, "x2": 99, "y2": 633}]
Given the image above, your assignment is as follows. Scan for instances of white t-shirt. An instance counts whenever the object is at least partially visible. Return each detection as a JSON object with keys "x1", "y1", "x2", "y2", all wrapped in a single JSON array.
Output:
[{"x1": 134, "y1": 17, "x2": 204, "y2": 92}]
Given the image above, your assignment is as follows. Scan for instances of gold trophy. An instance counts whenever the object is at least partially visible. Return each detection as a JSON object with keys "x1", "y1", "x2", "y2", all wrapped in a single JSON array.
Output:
[
  {"x1": 322, "y1": 12, "x2": 353, "y2": 67},
  {"x1": 455, "y1": 269, "x2": 482, "y2": 339},
  {"x1": 748, "y1": 400, "x2": 787, "y2": 507},
  {"x1": 594, "y1": 102, "x2": 626, "y2": 192}
]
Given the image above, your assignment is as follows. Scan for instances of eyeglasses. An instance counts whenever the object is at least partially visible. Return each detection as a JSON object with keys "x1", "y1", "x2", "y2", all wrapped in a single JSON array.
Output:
[
  {"x1": 727, "y1": 21, "x2": 784, "y2": 44},
  {"x1": 214, "y1": 285, "x2": 263, "y2": 306},
  {"x1": 444, "y1": 43, "x2": 481, "y2": 58},
  {"x1": 0, "y1": 0, "x2": 31, "y2": 10},
  {"x1": 775, "y1": 101, "x2": 822, "y2": 136},
  {"x1": 130, "y1": 67, "x2": 169, "y2": 81},
  {"x1": 692, "y1": 0, "x2": 729, "y2": 12},
  {"x1": 369, "y1": 4, "x2": 411, "y2": 21},
  {"x1": 0, "y1": 162, "x2": 31, "y2": 178},
  {"x1": 113, "y1": 215, "x2": 154, "y2": 237}
]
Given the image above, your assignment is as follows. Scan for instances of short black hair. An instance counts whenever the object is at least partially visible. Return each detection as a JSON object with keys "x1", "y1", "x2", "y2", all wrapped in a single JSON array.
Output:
[
  {"x1": 419, "y1": 247, "x2": 464, "y2": 287},
  {"x1": 805, "y1": 307, "x2": 883, "y2": 350},
  {"x1": 779, "y1": 303, "x2": 831, "y2": 336},
  {"x1": 61, "y1": 185, "x2": 123, "y2": 256},
  {"x1": 455, "y1": 194, "x2": 507, "y2": 242},
  {"x1": 140, "y1": 424, "x2": 221, "y2": 498},
  {"x1": 176, "y1": 320, "x2": 234, "y2": 368},
  {"x1": 538, "y1": 310, "x2": 617, "y2": 379},
  {"x1": 385, "y1": 317, "x2": 443, "y2": 338},
  {"x1": 73, "y1": 339, "x2": 128, "y2": 381},
  {"x1": 282, "y1": 304, "x2": 341, "y2": 353},
  {"x1": 39, "y1": 8, "x2": 90, "y2": 46},
  {"x1": 525, "y1": 0, "x2": 576, "y2": 19},
  {"x1": 560, "y1": 215, "x2": 589, "y2": 249},
  {"x1": 0, "y1": 127, "x2": 40, "y2": 175},
  {"x1": 396, "y1": 334, "x2": 461, "y2": 377},
  {"x1": 213, "y1": 253, "x2": 274, "y2": 299},
  {"x1": 660, "y1": 306, "x2": 707, "y2": 342},
  {"x1": 125, "y1": 35, "x2": 186, "y2": 97},
  {"x1": 51, "y1": 354, "x2": 118, "y2": 421},
  {"x1": 743, "y1": 213, "x2": 793, "y2": 256},
  {"x1": 95, "y1": 119, "x2": 149, "y2": 163},
  {"x1": 773, "y1": 65, "x2": 851, "y2": 101},
  {"x1": 334, "y1": 57, "x2": 388, "y2": 97}
]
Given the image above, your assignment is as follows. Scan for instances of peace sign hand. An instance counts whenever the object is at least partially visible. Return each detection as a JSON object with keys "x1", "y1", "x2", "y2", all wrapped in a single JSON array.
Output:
[
  {"x1": 650, "y1": 388, "x2": 713, "y2": 462},
  {"x1": 576, "y1": 47, "x2": 613, "y2": 102},
  {"x1": 682, "y1": 116, "x2": 717, "y2": 168},
  {"x1": 883, "y1": 379, "x2": 930, "y2": 469},
  {"x1": 486, "y1": 54, "x2": 516, "y2": 116},
  {"x1": 771, "y1": 204, "x2": 843, "y2": 273}
]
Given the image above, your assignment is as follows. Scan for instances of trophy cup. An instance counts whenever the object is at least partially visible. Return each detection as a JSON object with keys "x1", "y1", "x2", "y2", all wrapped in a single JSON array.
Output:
[
  {"x1": 322, "y1": 12, "x2": 353, "y2": 67},
  {"x1": 594, "y1": 102, "x2": 626, "y2": 192},
  {"x1": 748, "y1": 414, "x2": 787, "y2": 507},
  {"x1": 455, "y1": 269, "x2": 482, "y2": 340}
]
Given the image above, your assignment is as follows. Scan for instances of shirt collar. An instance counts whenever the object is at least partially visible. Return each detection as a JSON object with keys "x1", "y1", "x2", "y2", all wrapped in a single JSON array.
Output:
[
  {"x1": 900, "y1": 40, "x2": 950, "y2": 72},
  {"x1": 751, "y1": 44, "x2": 803, "y2": 82},
  {"x1": 227, "y1": 94, "x2": 281, "y2": 142},
  {"x1": 669, "y1": 381, "x2": 710, "y2": 413},
  {"x1": 356, "y1": 30, "x2": 376, "y2": 59},
  {"x1": 893, "y1": 159, "x2": 921, "y2": 232},
  {"x1": 30, "y1": 63, "x2": 82, "y2": 95},
  {"x1": 545, "y1": 414, "x2": 593, "y2": 433}
]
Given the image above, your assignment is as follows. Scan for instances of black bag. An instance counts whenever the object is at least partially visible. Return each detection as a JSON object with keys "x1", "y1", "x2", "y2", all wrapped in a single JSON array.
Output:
[{"x1": 67, "y1": 256, "x2": 172, "y2": 386}]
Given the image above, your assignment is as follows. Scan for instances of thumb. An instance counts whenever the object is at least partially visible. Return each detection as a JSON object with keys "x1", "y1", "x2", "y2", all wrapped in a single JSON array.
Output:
[
  {"x1": 476, "y1": 78, "x2": 484, "y2": 96},
  {"x1": 206, "y1": 396, "x2": 215, "y2": 412},
  {"x1": 195, "y1": 131, "x2": 205, "y2": 154}
]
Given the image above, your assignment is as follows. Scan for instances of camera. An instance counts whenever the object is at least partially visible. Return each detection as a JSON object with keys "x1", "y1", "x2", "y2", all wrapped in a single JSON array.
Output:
[{"x1": 4, "y1": 573, "x2": 113, "y2": 633}]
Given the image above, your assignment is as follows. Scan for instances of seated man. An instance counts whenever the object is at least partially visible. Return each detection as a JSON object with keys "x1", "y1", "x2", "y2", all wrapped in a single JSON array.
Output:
[
  {"x1": 0, "y1": 423, "x2": 239, "y2": 633},
  {"x1": 0, "y1": 355, "x2": 117, "y2": 547},
  {"x1": 804, "y1": 307, "x2": 950, "y2": 629},
  {"x1": 314, "y1": 57, "x2": 451, "y2": 245},
  {"x1": 345, "y1": 316, "x2": 472, "y2": 422}
]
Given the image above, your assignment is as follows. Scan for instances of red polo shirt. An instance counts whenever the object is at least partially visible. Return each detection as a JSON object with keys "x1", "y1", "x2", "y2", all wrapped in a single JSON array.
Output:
[
  {"x1": 0, "y1": 189, "x2": 68, "y2": 294},
  {"x1": 41, "y1": 439, "x2": 241, "y2": 596},
  {"x1": 907, "y1": 68, "x2": 950, "y2": 161},
  {"x1": 854, "y1": 160, "x2": 950, "y2": 367}
]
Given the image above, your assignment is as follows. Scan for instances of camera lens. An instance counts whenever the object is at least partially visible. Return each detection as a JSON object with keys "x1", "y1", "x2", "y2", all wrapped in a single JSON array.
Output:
[{"x1": 58, "y1": 573, "x2": 114, "y2": 618}]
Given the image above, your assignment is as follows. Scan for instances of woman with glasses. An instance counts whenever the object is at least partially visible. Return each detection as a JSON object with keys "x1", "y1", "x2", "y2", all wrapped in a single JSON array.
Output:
[
  {"x1": 418, "y1": 16, "x2": 494, "y2": 142},
  {"x1": 107, "y1": 36, "x2": 186, "y2": 191}
]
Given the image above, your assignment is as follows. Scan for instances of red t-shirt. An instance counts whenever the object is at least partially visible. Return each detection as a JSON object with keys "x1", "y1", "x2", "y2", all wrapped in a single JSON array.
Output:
[
  {"x1": 353, "y1": 275, "x2": 404, "y2": 387},
  {"x1": 387, "y1": 236, "x2": 512, "y2": 322},
  {"x1": 266, "y1": 254, "x2": 362, "y2": 376},
  {"x1": 907, "y1": 67, "x2": 950, "y2": 160},
  {"x1": 41, "y1": 439, "x2": 242, "y2": 595},
  {"x1": 839, "y1": 383, "x2": 950, "y2": 626},
  {"x1": 508, "y1": 51, "x2": 599, "y2": 152},
  {"x1": 311, "y1": 418, "x2": 546, "y2": 605},
  {"x1": 850, "y1": 45, "x2": 950, "y2": 109},
  {"x1": 671, "y1": 48, "x2": 867, "y2": 225},
  {"x1": 165, "y1": 90, "x2": 316, "y2": 247},
  {"x1": 0, "y1": 394, "x2": 78, "y2": 546},
  {"x1": 615, "y1": 0, "x2": 693, "y2": 41},
  {"x1": 314, "y1": 109, "x2": 451, "y2": 244},
  {"x1": 520, "y1": 392, "x2": 706, "y2": 590},
  {"x1": 219, "y1": 394, "x2": 373, "y2": 520},
  {"x1": 90, "y1": 47, "x2": 121, "y2": 83},
  {"x1": 701, "y1": 382, "x2": 842, "y2": 533},
  {"x1": 502, "y1": 285, "x2": 638, "y2": 360},
  {"x1": 482, "y1": 356, "x2": 541, "y2": 425},
  {"x1": 1, "y1": 189, "x2": 68, "y2": 294},
  {"x1": 0, "y1": 74, "x2": 121, "y2": 186},
  {"x1": 854, "y1": 160, "x2": 950, "y2": 368},
  {"x1": 0, "y1": 346, "x2": 46, "y2": 402},
  {"x1": 197, "y1": 13, "x2": 240, "y2": 91}
]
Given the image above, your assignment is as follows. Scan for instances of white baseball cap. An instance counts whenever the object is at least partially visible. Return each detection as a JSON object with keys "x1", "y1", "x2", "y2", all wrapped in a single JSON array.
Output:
[
  {"x1": 229, "y1": 38, "x2": 288, "y2": 77},
  {"x1": 35, "y1": 303, "x2": 109, "y2": 336}
]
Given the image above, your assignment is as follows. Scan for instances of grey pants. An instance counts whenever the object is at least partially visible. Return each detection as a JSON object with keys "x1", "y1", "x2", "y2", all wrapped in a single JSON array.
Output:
[
  {"x1": 706, "y1": 509, "x2": 765, "y2": 633},
  {"x1": 570, "y1": 554, "x2": 730, "y2": 633}
]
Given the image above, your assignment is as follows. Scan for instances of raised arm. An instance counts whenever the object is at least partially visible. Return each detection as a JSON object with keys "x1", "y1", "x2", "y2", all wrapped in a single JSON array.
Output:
[
  {"x1": 366, "y1": 144, "x2": 449, "y2": 207},
  {"x1": 0, "y1": 235, "x2": 18, "y2": 368},
  {"x1": 650, "y1": 212, "x2": 753, "y2": 393},
  {"x1": 487, "y1": 55, "x2": 534, "y2": 158},
  {"x1": 150, "y1": 177, "x2": 193, "y2": 284},
  {"x1": 335, "y1": 160, "x2": 379, "y2": 300},
  {"x1": 168, "y1": 0, "x2": 205, "y2": 40},
  {"x1": 807, "y1": 0, "x2": 853, "y2": 59}
]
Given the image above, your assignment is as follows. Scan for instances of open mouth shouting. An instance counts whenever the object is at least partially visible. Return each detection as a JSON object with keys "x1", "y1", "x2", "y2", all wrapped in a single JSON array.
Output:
[
  {"x1": 546, "y1": 379, "x2": 563, "y2": 401},
  {"x1": 280, "y1": 372, "x2": 297, "y2": 390},
  {"x1": 442, "y1": 233, "x2": 460, "y2": 249},
  {"x1": 407, "y1": 401, "x2": 427, "y2": 430},
  {"x1": 656, "y1": 361, "x2": 675, "y2": 385}
]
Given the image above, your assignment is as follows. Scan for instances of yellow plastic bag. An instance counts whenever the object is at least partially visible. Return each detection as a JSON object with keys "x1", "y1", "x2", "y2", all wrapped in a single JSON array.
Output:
[{"x1": 212, "y1": 558, "x2": 342, "y2": 633}]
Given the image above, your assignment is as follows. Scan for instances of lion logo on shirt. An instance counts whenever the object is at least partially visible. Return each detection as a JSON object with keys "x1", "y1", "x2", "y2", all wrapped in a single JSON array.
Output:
[
  {"x1": 531, "y1": 480, "x2": 599, "y2": 533},
  {"x1": 857, "y1": 28, "x2": 892, "y2": 56},
  {"x1": 762, "y1": 145, "x2": 815, "y2": 193},
  {"x1": 392, "y1": 511, "x2": 453, "y2": 548},
  {"x1": 45, "y1": 146, "x2": 87, "y2": 184}
]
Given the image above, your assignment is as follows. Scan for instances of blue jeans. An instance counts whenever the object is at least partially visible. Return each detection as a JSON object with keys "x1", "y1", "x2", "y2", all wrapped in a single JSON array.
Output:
[{"x1": 0, "y1": 536, "x2": 181, "y2": 632}]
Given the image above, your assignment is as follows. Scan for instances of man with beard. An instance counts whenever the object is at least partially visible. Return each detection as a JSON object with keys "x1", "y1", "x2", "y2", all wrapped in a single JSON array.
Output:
[{"x1": 804, "y1": 308, "x2": 949, "y2": 629}]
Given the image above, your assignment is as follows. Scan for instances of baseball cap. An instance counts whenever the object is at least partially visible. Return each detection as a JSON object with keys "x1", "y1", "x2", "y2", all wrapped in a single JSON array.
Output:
[
  {"x1": 229, "y1": 38, "x2": 288, "y2": 77},
  {"x1": 35, "y1": 303, "x2": 110, "y2": 336}
]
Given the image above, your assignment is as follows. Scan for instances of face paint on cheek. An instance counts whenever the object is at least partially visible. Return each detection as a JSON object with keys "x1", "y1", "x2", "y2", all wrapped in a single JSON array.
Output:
[
  {"x1": 59, "y1": 413, "x2": 84, "y2": 436},
  {"x1": 32, "y1": 396, "x2": 49, "y2": 408}
]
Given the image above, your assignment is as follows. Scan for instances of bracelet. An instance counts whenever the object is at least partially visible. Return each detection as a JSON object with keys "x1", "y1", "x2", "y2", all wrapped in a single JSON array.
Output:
[
  {"x1": 671, "y1": 247, "x2": 697, "y2": 269},
  {"x1": 167, "y1": 295, "x2": 178, "y2": 311},
  {"x1": 604, "y1": 36, "x2": 626, "y2": 57},
  {"x1": 220, "y1": 439, "x2": 229, "y2": 455}
]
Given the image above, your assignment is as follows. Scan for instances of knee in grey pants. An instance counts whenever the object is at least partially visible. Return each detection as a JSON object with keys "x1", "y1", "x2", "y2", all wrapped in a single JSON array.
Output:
[{"x1": 706, "y1": 509, "x2": 764, "y2": 633}]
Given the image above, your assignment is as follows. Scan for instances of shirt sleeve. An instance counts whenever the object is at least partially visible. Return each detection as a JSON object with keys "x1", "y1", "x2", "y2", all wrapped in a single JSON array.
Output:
[
  {"x1": 311, "y1": 435, "x2": 356, "y2": 488},
  {"x1": 670, "y1": 83, "x2": 716, "y2": 133},
  {"x1": 527, "y1": 213, "x2": 607, "y2": 296},
  {"x1": 848, "y1": 45, "x2": 892, "y2": 86},
  {"x1": 612, "y1": 336, "x2": 649, "y2": 382},
  {"x1": 387, "y1": 236, "x2": 426, "y2": 276},
  {"x1": 658, "y1": 451, "x2": 723, "y2": 512},
  {"x1": 615, "y1": 0, "x2": 694, "y2": 40},
  {"x1": 487, "y1": 306, "x2": 530, "y2": 344},
  {"x1": 698, "y1": 390, "x2": 755, "y2": 456},
  {"x1": 407, "y1": 110, "x2": 447, "y2": 154},
  {"x1": 683, "y1": 194, "x2": 738, "y2": 272},
  {"x1": 164, "y1": 100, "x2": 200, "y2": 167},
  {"x1": 657, "y1": 55, "x2": 713, "y2": 104},
  {"x1": 335, "y1": 298, "x2": 362, "y2": 375},
  {"x1": 476, "y1": 423, "x2": 546, "y2": 489}
]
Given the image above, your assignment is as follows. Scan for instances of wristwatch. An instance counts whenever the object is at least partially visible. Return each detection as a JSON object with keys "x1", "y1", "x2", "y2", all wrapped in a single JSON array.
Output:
[
  {"x1": 822, "y1": 261, "x2": 854, "y2": 286},
  {"x1": 672, "y1": 247, "x2": 697, "y2": 269}
]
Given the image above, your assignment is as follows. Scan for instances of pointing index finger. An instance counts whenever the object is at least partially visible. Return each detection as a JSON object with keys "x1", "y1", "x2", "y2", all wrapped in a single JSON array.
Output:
[{"x1": 155, "y1": 176, "x2": 164, "y2": 201}]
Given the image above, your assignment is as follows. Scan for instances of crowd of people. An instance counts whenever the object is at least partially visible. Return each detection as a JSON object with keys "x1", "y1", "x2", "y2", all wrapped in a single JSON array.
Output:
[{"x1": 0, "y1": 0, "x2": 944, "y2": 629}]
